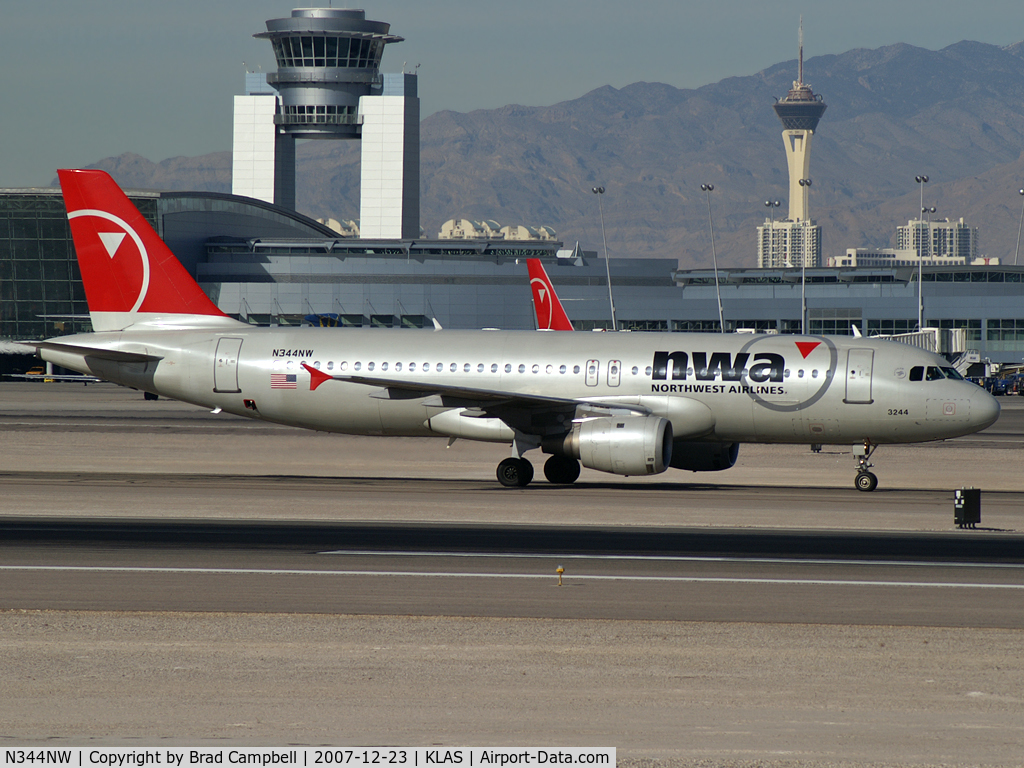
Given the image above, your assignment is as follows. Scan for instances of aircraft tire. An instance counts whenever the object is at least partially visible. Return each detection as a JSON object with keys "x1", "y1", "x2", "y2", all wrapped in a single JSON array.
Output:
[
  {"x1": 144, "y1": 391, "x2": 159, "y2": 401},
  {"x1": 497, "y1": 457, "x2": 533, "y2": 487},
  {"x1": 544, "y1": 455, "x2": 581, "y2": 485},
  {"x1": 519, "y1": 458, "x2": 534, "y2": 486},
  {"x1": 855, "y1": 471, "x2": 878, "y2": 492}
]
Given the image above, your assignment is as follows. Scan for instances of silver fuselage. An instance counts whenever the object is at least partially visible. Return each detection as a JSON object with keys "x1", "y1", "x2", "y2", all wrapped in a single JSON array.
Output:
[{"x1": 41, "y1": 327, "x2": 1000, "y2": 447}]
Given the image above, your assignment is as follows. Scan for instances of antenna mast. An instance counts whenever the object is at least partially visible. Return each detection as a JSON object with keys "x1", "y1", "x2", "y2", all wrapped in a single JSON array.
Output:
[{"x1": 798, "y1": 16, "x2": 804, "y2": 85}]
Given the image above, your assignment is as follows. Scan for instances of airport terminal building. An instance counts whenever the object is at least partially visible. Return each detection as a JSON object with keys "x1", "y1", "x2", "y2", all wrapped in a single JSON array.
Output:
[
  {"x1": 0, "y1": 186, "x2": 680, "y2": 339},
  {"x1": 3, "y1": 186, "x2": 1024, "y2": 370}
]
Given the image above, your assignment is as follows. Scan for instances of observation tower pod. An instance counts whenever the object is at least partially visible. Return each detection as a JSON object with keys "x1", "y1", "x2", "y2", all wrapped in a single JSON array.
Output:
[
  {"x1": 772, "y1": 22, "x2": 826, "y2": 224},
  {"x1": 232, "y1": 8, "x2": 419, "y2": 239}
]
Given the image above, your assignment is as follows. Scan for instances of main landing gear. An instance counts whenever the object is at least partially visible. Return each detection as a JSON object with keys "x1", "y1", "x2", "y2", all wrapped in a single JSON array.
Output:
[
  {"x1": 496, "y1": 455, "x2": 582, "y2": 487},
  {"x1": 854, "y1": 441, "x2": 879, "y2": 492},
  {"x1": 497, "y1": 457, "x2": 534, "y2": 487},
  {"x1": 543, "y1": 455, "x2": 581, "y2": 485}
]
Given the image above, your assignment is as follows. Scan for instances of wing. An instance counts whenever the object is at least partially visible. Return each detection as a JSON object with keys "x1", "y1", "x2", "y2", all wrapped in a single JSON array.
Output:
[{"x1": 302, "y1": 363, "x2": 648, "y2": 436}]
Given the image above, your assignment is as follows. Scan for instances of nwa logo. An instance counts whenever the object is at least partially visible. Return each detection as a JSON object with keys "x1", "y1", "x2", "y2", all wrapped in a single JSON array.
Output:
[
  {"x1": 530, "y1": 276, "x2": 556, "y2": 330},
  {"x1": 68, "y1": 208, "x2": 150, "y2": 313},
  {"x1": 652, "y1": 351, "x2": 785, "y2": 383}
]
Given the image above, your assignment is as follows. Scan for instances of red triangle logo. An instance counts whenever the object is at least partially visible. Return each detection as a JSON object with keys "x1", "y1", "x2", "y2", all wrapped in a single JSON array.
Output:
[{"x1": 795, "y1": 341, "x2": 821, "y2": 359}]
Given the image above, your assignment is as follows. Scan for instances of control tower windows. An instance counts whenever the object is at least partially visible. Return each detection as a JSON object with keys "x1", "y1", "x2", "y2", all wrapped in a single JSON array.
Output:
[
  {"x1": 279, "y1": 105, "x2": 357, "y2": 126},
  {"x1": 271, "y1": 35, "x2": 385, "y2": 69}
]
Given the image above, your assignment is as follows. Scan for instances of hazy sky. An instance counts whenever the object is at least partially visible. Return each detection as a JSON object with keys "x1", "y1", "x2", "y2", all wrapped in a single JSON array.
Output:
[{"x1": 3, "y1": 0, "x2": 1024, "y2": 187}]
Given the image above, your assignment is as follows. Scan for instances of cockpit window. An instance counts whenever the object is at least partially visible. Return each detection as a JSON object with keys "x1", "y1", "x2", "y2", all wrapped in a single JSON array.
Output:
[
  {"x1": 942, "y1": 367, "x2": 964, "y2": 380},
  {"x1": 911, "y1": 365, "x2": 962, "y2": 382}
]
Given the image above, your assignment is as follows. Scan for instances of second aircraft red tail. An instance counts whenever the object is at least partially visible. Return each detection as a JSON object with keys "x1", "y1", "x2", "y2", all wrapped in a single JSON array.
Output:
[{"x1": 526, "y1": 259, "x2": 574, "y2": 331}]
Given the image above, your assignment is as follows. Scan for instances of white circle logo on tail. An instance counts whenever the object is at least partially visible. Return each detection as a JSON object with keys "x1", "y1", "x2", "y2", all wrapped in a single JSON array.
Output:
[
  {"x1": 531, "y1": 276, "x2": 553, "y2": 329},
  {"x1": 68, "y1": 209, "x2": 150, "y2": 314}
]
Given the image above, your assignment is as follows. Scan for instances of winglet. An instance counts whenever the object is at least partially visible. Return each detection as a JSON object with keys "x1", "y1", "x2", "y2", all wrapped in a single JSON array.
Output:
[
  {"x1": 303, "y1": 363, "x2": 333, "y2": 391},
  {"x1": 526, "y1": 259, "x2": 574, "y2": 331}
]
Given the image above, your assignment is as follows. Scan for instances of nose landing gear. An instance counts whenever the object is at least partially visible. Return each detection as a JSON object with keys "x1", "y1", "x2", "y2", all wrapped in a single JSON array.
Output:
[{"x1": 854, "y1": 441, "x2": 878, "y2": 492}]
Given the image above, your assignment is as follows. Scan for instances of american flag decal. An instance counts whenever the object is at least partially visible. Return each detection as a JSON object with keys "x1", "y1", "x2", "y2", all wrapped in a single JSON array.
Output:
[{"x1": 270, "y1": 373, "x2": 297, "y2": 389}]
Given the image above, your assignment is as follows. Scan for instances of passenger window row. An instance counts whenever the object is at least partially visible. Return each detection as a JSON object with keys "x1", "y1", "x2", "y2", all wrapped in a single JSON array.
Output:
[
  {"x1": 276, "y1": 360, "x2": 589, "y2": 375},
  {"x1": 269, "y1": 359, "x2": 836, "y2": 381},
  {"x1": 273, "y1": 361, "x2": 661, "y2": 376}
]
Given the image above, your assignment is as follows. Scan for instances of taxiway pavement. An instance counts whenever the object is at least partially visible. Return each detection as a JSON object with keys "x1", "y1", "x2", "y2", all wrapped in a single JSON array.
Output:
[{"x1": 2, "y1": 382, "x2": 1024, "y2": 765}]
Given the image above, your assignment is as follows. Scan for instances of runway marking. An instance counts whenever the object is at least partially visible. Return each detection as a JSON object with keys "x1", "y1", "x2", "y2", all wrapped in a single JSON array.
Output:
[
  {"x1": 319, "y1": 550, "x2": 1024, "y2": 570},
  {"x1": 2, "y1": 565, "x2": 1023, "y2": 590}
]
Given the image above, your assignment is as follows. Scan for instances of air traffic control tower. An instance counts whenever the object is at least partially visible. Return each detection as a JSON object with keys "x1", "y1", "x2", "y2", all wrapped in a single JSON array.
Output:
[{"x1": 232, "y1": 8, "x2": 419, "y2": 239}]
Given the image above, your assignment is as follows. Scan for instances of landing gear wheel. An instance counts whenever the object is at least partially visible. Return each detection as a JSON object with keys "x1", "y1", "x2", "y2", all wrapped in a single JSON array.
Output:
[
  {"x1": 854, "y1": 441, "x2": 878, "y2": 492},
  {"x1": 544, "y1": 455, "x2": 581, "y2": 485},
  {"x1": 144, "y1": 391, "x2": 159, "y2": 401},
  {"x1": 855, "y1": 471, "x2": 878, "y2": 492},
  {"x1": 497, "y1": 457, "x2": 534, "y2": 487}
]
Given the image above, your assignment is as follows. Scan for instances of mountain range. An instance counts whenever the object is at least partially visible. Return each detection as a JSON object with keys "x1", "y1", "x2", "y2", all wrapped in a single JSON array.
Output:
[{"x1": 80, "y1": 39, "x2": 1024, "y2": 269}]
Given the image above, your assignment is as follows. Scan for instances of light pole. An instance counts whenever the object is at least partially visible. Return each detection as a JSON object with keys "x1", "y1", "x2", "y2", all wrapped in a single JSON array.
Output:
[
  {"x1": 920, "y1": 204, "x2": 936, "y2": 331},
  {"x1": 592, "y1": 186, "x2": 616, "y2": 330},
  {"x1": 1014, "y1": 188, "x2": 1024, "y2": 266},
  {"x1": 798, "y1": 178, "x2": 812, "y2": 334},
  {"x1": 764, "y1": 199, "x2": 781, "y2": 266},
  {"x1": 915, "y1": 175, "x2": 929, "y2": 330},
  {"x1": 701, "y1": 184, "x2": 725, "y2": 333}
]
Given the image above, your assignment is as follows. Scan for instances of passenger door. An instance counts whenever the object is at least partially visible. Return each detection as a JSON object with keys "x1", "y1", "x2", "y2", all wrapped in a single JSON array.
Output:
[
  {"x1": 844, "y1": 349, "x2": 874, "y2": 404},
  {"x1": 213, "y1": 337, "x2": 243, "y2": 393}
]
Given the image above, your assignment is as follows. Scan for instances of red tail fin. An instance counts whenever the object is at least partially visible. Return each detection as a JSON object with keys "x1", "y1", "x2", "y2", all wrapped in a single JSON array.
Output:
[
  {"x1": 527, "y1": 259, "x2": 574, "y2": 331},
  {"x1": 58, "y1": 169, "x2": 231, "y2": 331}
]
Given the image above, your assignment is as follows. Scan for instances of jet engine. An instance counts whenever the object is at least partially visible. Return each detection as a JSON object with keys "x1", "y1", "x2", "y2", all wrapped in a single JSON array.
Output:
[
  {"x1": 669, "y1": 441, "x2": 739, "y2": 472},
  {"x1": 543, "y1": 415, "x2": 673, "y2": 476}
]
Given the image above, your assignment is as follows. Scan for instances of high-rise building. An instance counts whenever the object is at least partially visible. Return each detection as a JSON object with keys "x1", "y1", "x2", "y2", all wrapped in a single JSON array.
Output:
[
  {"x1": 756, "y1": 219, "x2": 822, "y2": 268},
  {"x1": 758, "y1": 21, "x2": 826, "y2": 268},
  {"x1": 896, "y1": 217, "x2": 979, "y2": 262},
  {"x1": 232, "y1": 8, "x2": 419, "y2": 239}
]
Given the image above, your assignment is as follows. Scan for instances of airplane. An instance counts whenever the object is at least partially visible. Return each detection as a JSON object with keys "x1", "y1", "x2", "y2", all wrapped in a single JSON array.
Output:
[
  {"x1": 32, "y1": 169, "x2": 1000, "y2": 491},
  {"x1": 526, "y1": 259, "x2": 574, "y2": 331}
]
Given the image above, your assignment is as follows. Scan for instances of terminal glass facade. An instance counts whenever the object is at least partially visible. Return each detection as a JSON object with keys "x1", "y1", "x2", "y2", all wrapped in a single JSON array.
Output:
[
  {"x1": 985, "y1": 319, "x2": 1024, "y2": 351},
  {"x1": 809, "y1": 307, "x2": 860, "y2": 336},
  {"x1": 0, "y1": 193, "x2": 160, "y2": 340},
  {"x1": 929, "y1": 319, "x2": 983, "y2": 342},
  {"x1": 867, "y1": 319, "x2": 917, "y2": 335}
]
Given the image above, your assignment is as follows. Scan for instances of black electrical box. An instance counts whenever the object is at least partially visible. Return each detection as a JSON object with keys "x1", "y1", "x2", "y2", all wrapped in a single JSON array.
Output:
[{"x1": 954, "y1": 488, "x2": 981, "y2": 529}]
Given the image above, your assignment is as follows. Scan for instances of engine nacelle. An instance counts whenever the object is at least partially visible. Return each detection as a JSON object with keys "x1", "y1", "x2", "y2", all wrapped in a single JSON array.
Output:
[
  {"x1": 544, "y1": 416, "x2": 673, "y2": 476},
  {"x1": 669, "y1": 441, "x2": 739, "y2": 472}
]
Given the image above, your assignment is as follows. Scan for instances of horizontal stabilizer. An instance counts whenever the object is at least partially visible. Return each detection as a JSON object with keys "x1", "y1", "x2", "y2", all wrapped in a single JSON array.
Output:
[{"x1": 30, "y1": 341, "x2": 162, "y2": 364}]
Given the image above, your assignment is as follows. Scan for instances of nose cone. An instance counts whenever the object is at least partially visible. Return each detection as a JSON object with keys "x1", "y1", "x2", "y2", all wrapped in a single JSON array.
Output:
[{"x1": 972, "y1": 388, "x2": 1001, "y2": 432}]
